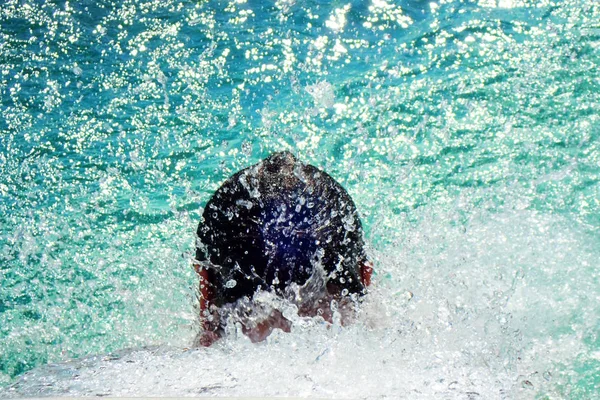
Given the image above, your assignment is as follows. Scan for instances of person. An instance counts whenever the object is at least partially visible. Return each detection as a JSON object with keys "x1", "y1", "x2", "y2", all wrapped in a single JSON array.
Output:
[{"x1": 194, "y1": 151, "x2": 373, "y2": 346}]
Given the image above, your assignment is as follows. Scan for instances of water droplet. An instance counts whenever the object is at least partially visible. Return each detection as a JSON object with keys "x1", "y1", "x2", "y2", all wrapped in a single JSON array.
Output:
[
  {"x1": 521, "y1": 380, "x2": 533, "y2": 389},
  {"x1": 225, "y1": 279, "x2": 237, "y2": 288},
  {"x1": 241, "y1": 140, "x2": 251, "y2": 155}
]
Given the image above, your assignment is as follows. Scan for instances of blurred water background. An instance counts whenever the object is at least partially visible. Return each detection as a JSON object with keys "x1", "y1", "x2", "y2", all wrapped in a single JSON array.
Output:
[{"x1": 1, "y1": 0, "x2": 599, "y2": 398}]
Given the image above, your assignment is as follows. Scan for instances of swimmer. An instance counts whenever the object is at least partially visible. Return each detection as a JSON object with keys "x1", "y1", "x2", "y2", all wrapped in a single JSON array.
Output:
[{"x1": 194, "y1": 151, "x2": 373, "y2": 346}]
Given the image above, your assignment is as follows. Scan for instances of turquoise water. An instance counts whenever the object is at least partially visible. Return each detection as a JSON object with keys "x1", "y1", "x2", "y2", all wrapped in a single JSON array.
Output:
[{"x1": 1, "y1": 0, "x2": 599, "y2": 398}]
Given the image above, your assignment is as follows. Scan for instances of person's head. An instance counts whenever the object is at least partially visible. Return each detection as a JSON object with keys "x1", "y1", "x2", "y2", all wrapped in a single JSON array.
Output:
[{"x1": 195, "y1": 151, "x2": 372, "y2": 342}]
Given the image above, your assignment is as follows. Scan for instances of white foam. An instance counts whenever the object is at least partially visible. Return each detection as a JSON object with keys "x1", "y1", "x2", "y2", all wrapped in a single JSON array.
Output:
[
  {"x1": 3, "y1": 209, "x2": 596, "y2": 399},
  {"x1": 306, "y1": 81, "x2": 335, "y2": 109}
]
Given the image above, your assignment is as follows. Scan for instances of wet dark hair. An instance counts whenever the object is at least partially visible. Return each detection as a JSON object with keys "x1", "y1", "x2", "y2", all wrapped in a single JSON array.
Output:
[{"x1": 196, "y1": 151, "x2": 368, "y2": 307}]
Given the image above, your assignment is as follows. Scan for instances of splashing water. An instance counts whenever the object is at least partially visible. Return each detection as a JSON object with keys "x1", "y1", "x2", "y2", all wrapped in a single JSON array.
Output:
[{"x1": 1, "y1": 0, "x2": 599, "y2": 398}]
